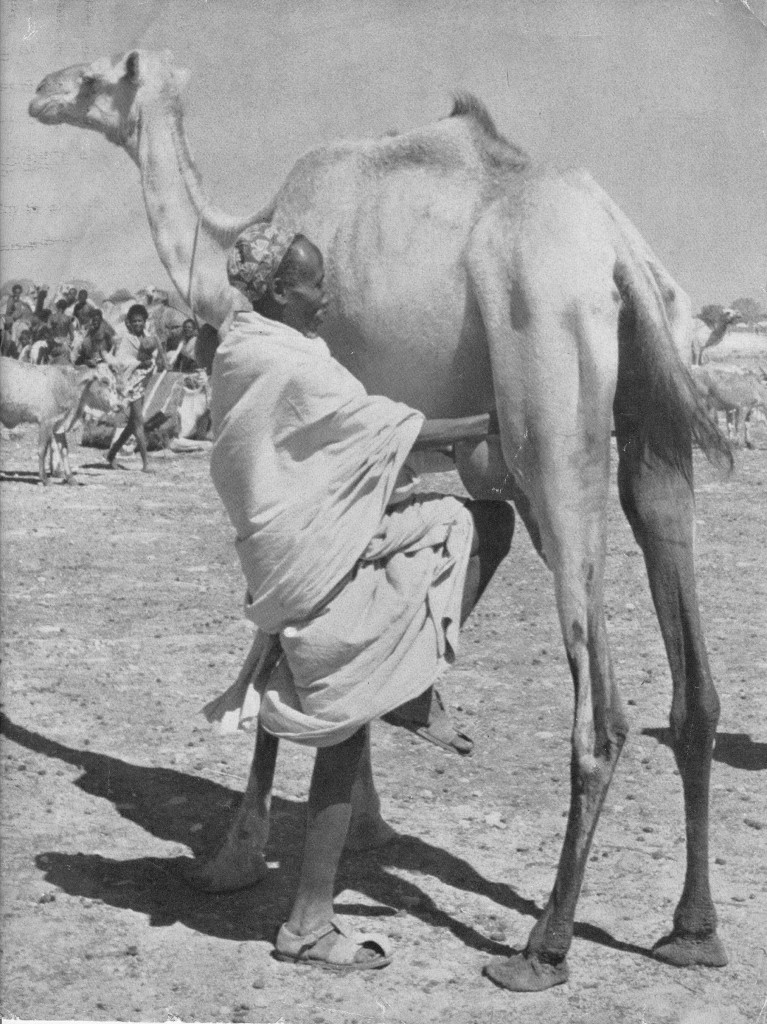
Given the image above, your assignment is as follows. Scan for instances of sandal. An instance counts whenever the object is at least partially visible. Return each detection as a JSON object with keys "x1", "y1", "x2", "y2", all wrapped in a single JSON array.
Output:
[
  {"x1": 383, "y1": 687, "x2": 473, "y2": 756},
  {"x1": 274, "y1": 915, "x2": 392, "y2": 973}
]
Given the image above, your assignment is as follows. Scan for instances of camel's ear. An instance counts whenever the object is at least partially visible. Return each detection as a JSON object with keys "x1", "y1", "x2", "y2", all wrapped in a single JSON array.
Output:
[{"x1": 123, "y1": 51, "x2": 143, "y2": 86}]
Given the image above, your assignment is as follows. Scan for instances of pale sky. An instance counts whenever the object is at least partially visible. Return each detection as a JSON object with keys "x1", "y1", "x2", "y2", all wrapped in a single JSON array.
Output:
[{"x1": 1, "y1": 0, "x2": 765, "y2": 311}]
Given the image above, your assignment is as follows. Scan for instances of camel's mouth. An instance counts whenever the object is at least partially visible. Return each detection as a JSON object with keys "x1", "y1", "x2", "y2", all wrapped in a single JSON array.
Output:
[{"x1": 28, "y1": 94, "x2": 62, "y2": 122}]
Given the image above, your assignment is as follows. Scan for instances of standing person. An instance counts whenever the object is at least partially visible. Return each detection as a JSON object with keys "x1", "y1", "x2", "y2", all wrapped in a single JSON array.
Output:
[
  {"x1": 47, "y1": 299, "x2": 75, "y2": 364},
  {"x1": 105, "y1": 303, "x2": 163, "y2": 472},
  {"x1": 29, "y1": 310, "x2": 53, "y2": 363},
  {"x1": 207, "y1": 225, "x2": 513, "y2": 971},
  {"x1": 2, "y1": 284, "x2": 28, "y2": 355}
]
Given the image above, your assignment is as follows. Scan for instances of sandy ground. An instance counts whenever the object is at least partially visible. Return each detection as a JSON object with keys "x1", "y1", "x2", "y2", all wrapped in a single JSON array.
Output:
[{"x1": 1, "y1": 405, "x2": 766, "y2": 1024}]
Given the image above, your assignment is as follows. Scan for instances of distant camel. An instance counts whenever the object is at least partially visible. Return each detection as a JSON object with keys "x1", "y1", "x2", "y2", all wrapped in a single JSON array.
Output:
[
  {"x1": 29, "y1": 50, "x2": 730, "y2": 990},
  {"x1": 692, "y1": 363, "x2": 767, "y2": 447},
  {"x1": 691, "y1": 308, "x2": 742, "y2": 365}
]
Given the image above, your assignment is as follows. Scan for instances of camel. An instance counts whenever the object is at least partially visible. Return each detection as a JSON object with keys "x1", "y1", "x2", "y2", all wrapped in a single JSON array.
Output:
[
  {"x1": 691, "y1": 308, "x2": 742, "y2": 365},
  {"x1": 29, "y1": 50, "x2": 731, "y2": 991},
  {"x1": 692, "y1": 363, "x2": 767, "y2": 447}
]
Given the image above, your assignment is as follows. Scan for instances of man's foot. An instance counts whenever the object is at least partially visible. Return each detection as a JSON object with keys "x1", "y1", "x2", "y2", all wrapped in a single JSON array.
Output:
[
  {"x1": 141, "y1": 464, "x2": 155, "y2": 474},
  {"x1": 383, "y1": 688, "x2": 473, "y2": 755},
  {"x1": 274, "y1": 916, "x2": 392, "y2": 972},
  {"x1": 105, "y1": 455, "x2": 128, "y2": 470}
]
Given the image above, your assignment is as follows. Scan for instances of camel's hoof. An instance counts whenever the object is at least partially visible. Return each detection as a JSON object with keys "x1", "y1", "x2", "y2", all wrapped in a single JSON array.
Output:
[
  {"x1": 483, "y1": 953, "x2": 569, "y2": 992},
  {"x1": 179, "y1": 853, "x2": 269, "y2": 893},
  {"x1": 653, "y1": 932, "x2": 728, "y2": 968},
  {"x1": 345, "y1": 816, "x2": 399, "y2": 853}
]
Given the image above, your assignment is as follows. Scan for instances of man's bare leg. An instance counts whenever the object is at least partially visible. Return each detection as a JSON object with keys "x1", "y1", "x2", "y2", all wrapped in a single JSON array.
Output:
[
  {"x1": 276, "y1": 728, "x2": 387, "y2": 966},
  {"x1": 184, "y1": 500, "x2": 513, "y2": 891},
  {"x1": 183, "y1": 721, "x2": 391, "y2": 890},
  {"x1": 345, "y1": 725, "x2": 398, "y2": 850}
]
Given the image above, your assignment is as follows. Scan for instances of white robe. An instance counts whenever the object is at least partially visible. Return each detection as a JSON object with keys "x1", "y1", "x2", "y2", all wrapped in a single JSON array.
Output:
[{"x1": 205, "y1": 311, "x2": 474, "y2": 747}]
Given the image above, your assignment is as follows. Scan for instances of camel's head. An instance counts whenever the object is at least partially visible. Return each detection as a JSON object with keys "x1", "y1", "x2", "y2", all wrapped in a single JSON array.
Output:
[
  {"x1": 721, "y1": 308, "x2": 743, "y2": 327},
  {"x1": 29, "y1": 50, "x2": 190, "y2": 151}
]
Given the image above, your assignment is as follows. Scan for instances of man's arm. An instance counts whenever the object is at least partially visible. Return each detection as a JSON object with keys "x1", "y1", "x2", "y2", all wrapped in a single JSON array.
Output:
[{"x1": 412, "y1": 411, "x2": 499, "y2": 451}]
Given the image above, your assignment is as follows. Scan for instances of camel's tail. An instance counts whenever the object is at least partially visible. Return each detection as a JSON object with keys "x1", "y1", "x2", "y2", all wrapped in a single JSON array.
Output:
[{"x1": 612, "y1": 250, "x2": 732, "y2": 478}]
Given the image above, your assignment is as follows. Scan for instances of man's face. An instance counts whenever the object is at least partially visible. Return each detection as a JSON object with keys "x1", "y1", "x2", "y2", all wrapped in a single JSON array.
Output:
[
  {"x1": 77, "y1": 290, "x2": 88, "y2": 303},
  {"x1": 279, "y1": 241, "x2": 328, "y2": 338},
  {"x1": 12, "y1": 286, "x2": 22, "y2": 298},
  {"x1": 182, "y1": 321, "x2": 196, "y2": 340},
  {"x1": 127, "y1": 312, "x2": 147, "y2": 335}
]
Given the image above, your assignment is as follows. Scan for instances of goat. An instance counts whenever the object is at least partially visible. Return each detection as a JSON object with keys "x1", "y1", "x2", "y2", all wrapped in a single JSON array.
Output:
[{"x1": 0, "y1": 357, "x2": 121, "y2": 483}]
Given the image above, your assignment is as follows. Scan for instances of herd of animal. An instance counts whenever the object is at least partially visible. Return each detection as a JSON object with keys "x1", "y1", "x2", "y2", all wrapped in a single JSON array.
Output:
[{"x1": 1, "y1": 45, "x2": 763, "y2": 992}]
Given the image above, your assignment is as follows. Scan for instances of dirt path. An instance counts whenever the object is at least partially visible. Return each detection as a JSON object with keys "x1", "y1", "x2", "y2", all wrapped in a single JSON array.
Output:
[{"x1": 1, "y1": 427, "x2": 765, "y2": 1024}]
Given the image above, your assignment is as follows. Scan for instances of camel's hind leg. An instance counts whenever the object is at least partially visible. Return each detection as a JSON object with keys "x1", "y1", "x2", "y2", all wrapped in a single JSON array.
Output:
[
  {"x1": 489, "y1": 401, "x2": 628, "y2": 991},
  {"x1": 468, "y1": 209, "x2": 628, "y2": 990},
  {"x1": 614, "y1": 428, "x2": 727, "y2": 968}
]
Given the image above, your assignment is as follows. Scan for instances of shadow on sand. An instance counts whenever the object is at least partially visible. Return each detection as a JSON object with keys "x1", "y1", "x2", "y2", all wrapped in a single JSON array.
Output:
[
  {"x1": 1, "y1": 713, "x2": 653, "y2": 961},
  {"x1": 642, "y1": 727, "x2": 767, "y2": 771},
  {"x1": 0, "y1": 468, "x2": 44, "y2": 485}
]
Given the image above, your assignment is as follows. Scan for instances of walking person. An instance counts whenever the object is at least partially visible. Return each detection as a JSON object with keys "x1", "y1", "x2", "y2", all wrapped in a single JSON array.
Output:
[{"x1": 105, "y1": 303, "x2": 164, "y2": 472}]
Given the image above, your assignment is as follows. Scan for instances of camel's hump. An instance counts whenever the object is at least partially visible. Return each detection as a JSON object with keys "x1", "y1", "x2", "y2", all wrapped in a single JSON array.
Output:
[{"x1": 447, "y1": 92, "x2": 530, "y2": 168}]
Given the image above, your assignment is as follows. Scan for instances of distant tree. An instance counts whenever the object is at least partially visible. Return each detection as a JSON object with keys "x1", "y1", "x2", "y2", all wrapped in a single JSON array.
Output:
[
  {"x1": 697, "y1": 303, "x2": 724, "y2": 328},
  {"x1": 730, "y1": 297, "x2": 766, "y2": 323}
]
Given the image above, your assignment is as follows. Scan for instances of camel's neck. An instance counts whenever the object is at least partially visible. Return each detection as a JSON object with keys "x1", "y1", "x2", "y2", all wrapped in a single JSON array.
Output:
[
  {"x1": 708, "y1": 320, "x2": 730, "y2": 344},
  {"x1": 130, "y1": 92, "x2": 267, "y2": 326}
]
